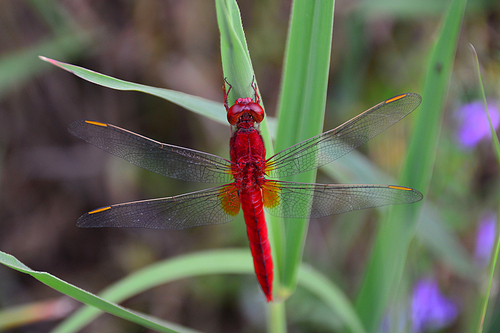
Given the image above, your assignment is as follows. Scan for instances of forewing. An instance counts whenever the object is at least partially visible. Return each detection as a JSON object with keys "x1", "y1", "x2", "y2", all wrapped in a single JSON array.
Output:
[
  {"x1": 265, "y1": 93, "x2": 421, "y2": 179},
  {"x1": 76, "y1": 185, "x2": 241, "y2": 229},
  {"x1": 69, "y1": 120, "x2": 233, "y2": 183},
  {"x1": 263, "y1": 181, "x2": 423, "y2": 219}
]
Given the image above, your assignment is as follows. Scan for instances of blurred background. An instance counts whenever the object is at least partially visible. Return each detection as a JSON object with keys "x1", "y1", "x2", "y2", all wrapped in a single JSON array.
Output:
[{"x1": 0, "y1": 0, "x2": 499, "y2": 332}]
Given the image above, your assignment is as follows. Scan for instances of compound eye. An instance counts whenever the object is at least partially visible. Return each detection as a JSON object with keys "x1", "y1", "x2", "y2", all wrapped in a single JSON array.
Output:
[
  {"x1": 226, "y1": 100, "x2": 264, "y2": 124},
  {"x1": 227, "y1": 104, "x2": 244, "y2": 125},
  {"x1": 248, "y1": 103, "x2": 264, "y2": 123}
]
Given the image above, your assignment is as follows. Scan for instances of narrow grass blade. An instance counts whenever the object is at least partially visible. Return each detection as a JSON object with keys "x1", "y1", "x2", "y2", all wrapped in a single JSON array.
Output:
[
  {"x1": 39, "y1": 56, "x2": 227, "y2": 125},
  {"x1": 0, "y1": 249, "x2": 255, "y2": 333},
  {"x1": 0, "y1": 250, "x2": 199, "y2": 333},
  {"x1": 274, "y1": 0, "x2": 335, "y2": 299},
  {"x1": 469, "y1": 44, "x2": 500, "y2": 333},
  {"x1": 469, "y1": 44, "x2": 500, "y2": 165},
  {"x1": 475, "y1": 232, "x2": 500, "y2": 333},
  {"x1": 354, "y1": 0, "x2": 467, "y2": 330},
  {"x1": 49, "y1": 249, "x2": 253, "y2": 333}
]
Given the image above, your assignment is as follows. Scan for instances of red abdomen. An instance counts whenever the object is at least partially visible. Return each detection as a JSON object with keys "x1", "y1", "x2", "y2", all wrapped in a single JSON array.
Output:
[
  {"x1": 240, "y1": 188, "x2": 273, "y2": 301},
  {"x1": 230, "y1": 127, "x2": 273, "y2": 301}
]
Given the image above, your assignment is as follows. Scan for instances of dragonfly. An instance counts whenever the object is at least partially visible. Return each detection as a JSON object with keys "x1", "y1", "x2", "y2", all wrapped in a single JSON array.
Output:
[{"x1": 69, "y1": 80, "x2": 423, "y2": 302}]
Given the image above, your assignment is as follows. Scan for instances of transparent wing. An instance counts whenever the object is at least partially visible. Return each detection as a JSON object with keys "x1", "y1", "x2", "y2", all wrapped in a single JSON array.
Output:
[
  {"x1": 69, "y1": 120, "x2": 233, "y2": 183},
  {"x1": 76, "y1": 185, "x2": 241, "y2": 229},
  {"x1": 262, "y1": 180, "x2": 423, "y2": 219},
  {"x1": 265, "y1": 93, "x2": 421, "y2": 179}
]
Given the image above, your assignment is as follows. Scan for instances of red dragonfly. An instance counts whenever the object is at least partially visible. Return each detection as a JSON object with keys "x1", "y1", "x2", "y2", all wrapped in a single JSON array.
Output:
[{"x1": 69, "y1": 80, "x2": 422, "y2": 302}]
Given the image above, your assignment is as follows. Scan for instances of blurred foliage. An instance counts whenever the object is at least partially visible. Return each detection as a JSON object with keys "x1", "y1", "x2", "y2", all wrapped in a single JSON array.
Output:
[{"x1": 0, "y1": 0, "x2": 499, "y2": 332}]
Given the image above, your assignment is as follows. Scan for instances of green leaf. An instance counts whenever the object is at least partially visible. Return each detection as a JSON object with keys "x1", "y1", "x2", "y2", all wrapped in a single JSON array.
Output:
[
  {"x1": 216, "y1": 0, "x2": 256, "y2": 101},
  {"x1": 274, "y1": 0, "x2": 335, "y2": 299},
  {"x1": 354, "y1": 0, "x2": 468, "y2": 330},
  {"x1": 1, "y1": 247, "x2": 366, "y2": 333},
  {"x1": 469, "y1": 45, "x2": 500, "y2": 167},
  {"x1": 469, "y1": 44, "x2": 500, "y2": 333},
  {"x1": 39, "y1": 56, "x2": 227, "y2": 126},
  {"x1": 215, "y1": 0, "x2": 275, "y2": 158},
  {"x1": 0, "y1": 250, "x2": 204, "y2": 333},
  {"x1": 50, "y1": 249, "x2": 253, "y2": 333}
]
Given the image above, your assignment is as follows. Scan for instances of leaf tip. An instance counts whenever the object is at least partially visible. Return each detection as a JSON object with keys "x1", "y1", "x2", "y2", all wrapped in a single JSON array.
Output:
[
  {"x1": 39, "y1": 55, "x2": 56, "y2": 64},
  {"x1": 39, "y1": 56, "x2": 73, "y2": 74}
]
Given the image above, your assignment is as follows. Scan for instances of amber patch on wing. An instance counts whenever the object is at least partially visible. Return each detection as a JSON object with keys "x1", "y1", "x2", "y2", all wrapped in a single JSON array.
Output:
[
  {"x1": 264, "y1": 161, "x2": 275, "y2": 175},
  {"x1": 262, "y1": 182, "x2": 280, "y2": 209},
  {"x1": 219, "y1": 186, "x2": 240, "y2": 216}
]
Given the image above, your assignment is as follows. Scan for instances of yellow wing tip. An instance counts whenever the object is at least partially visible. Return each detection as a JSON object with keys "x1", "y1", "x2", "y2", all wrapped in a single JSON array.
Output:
[
  {"x1": 88, "y1": 206, "x2": 112, "y2": 214},
  {"x1": 385, "y1": 94, "x2": 407, "y2": 104},
  {"x1": 388, "y1": 185, "x2": 412, "y2": 191},
  {"x1": 85, "y1": 120, "x2": 107, "y2": 127}
]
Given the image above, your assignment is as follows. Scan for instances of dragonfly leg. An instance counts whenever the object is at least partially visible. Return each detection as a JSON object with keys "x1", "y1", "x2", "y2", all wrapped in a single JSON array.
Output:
[
  {"x1": 223, "y1": 77, "x2": 232, "y2": 111},
  {"x1": 251, "y1": 76, "x2": 260, "y2": 104}
]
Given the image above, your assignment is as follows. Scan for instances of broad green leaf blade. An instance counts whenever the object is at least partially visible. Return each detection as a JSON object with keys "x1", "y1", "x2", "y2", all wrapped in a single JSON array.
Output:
[
  {"x1": 216, "y1": 0, "x2": 255, "y2": 102},
  {"x1": 298, "y1": 265, "x2": 366, "y2": 333},
  {"x1": 39, "y1": 56, "x2": 227, "y2": 125},
  {"x1": 354, "y1": 0, "x2": 467, "y2": 330},
  {"x1": 274, "y1": 0, "x2": 335, "y2": 299},
  {"x1": 0, "y1": 250, "x2": 193, "y2": 333}
]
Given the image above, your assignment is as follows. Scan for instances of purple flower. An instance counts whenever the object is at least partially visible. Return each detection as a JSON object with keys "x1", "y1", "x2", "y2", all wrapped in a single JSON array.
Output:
[
  {"x1": 456, "y1": 100, "x2": 499, "y2": 148},
  {"x1": 411, "y1": 279, "x2": 458, "y2": 333},
  {"x1": 474, "y1": 212, "x2": 497, "y2": 267}
]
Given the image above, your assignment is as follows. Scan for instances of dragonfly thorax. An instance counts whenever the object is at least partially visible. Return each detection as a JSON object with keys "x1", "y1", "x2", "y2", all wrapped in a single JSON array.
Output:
[
  {"x1": 233, "y1": 161, "x2": 266, "y2": 189},
  {"x1": 230, "y1": 125, "x2": 267, "y2": 190}
]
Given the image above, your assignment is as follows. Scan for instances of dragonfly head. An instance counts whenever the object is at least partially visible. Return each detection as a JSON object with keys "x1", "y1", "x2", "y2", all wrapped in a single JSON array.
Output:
[{"x1": 227, "y1": 98, "x2": 265, "y2": 125}]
